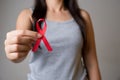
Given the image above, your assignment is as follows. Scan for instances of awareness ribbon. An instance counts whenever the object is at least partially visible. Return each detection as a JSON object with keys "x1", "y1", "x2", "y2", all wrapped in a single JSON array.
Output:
[{"x1": 32, "y1": 18, "x2": 53, "y2": 52}]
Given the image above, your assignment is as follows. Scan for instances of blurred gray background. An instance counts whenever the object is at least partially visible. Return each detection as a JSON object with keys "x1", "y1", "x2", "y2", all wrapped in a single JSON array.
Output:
[{"x1": 0, "y1": 0, "x2": 120, "y2": 80}]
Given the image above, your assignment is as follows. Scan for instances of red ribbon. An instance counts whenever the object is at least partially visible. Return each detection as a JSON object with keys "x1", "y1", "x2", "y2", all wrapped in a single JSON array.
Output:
[{"x1": 32, "y1": 18, "x2": 53, "y2": 52}]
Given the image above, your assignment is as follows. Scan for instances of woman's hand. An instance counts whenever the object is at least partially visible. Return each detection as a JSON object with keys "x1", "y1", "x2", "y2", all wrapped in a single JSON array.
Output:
[{"x1": 4, "y1": 30, "x2": 41, "y2": 63}]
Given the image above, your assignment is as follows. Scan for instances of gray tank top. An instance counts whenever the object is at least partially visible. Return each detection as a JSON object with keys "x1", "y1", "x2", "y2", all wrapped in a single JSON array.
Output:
[{"x1": 27, "y1": 8, "x2": 88, "y2": 80}]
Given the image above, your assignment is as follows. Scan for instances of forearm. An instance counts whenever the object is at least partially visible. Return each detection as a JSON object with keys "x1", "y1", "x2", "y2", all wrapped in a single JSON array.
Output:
[
  {"x1": 86, "y1": 60, "x2": 101, "y2": 80},
  {"x1": 83, "y1": 51, "x2": 101, "y2": 80}
]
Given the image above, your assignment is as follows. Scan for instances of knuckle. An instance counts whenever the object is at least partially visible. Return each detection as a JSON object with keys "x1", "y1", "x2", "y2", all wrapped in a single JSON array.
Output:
[
  {"x1": 5, "y1": 46, "x2": 9, "y2": 53},
  {"x1": 15, "y1": 53, "x2": 20, "y2": 59},
  {"x1": 6, "y1": 32, "x2": 10, "y2": 37},
  {"x1": 19, "y1": 30, "x2": 26, "y2": 35},
  {"x1": 14, "y1": 36, "x2": 20, "y2": 43},
  {"x1": 14, "y1": 52, "x2": 25, "y2": 59},
  {"x1": 11, "y1": 53, "x2": 19, "y2": 60},
  {"x1": 5, "y1": 46, "x2": 12, "y2": 56},
  {"x1": 4, "y1": 40, "x2": 7, "y2": 45},
  {"x1": 14, "y1": 44, "x2": 19, "y2": 51},
  {"x1": 6, "y1": 31, "x2": 14, "y2": 39},
  {"x1": 5, "y1": 51, "x2": 22, "y2": 62}
]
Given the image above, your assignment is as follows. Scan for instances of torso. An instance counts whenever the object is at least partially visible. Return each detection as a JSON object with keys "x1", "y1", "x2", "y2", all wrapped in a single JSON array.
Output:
[{"x1": 27, "y1": 8, "x2": 88, "y2": 80}]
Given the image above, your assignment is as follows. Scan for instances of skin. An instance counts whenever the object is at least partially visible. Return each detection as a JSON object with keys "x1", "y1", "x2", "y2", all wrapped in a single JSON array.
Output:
[
  {"x1": 4, "y1": 0, "x2": 101, "y2": 80},
  {"x1": 4, "y1": 9, "x2": 42, "y2": 63}
]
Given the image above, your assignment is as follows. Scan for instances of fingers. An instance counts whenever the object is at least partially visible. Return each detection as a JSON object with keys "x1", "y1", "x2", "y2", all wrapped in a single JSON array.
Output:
[
  {"x1": 5, "y1": 44, "x2": 31, "y2": 53},
  {"x1": 5, "y1": 36, "x2": 36, "y2": 45},
  {"x1": 6, "y1": 52, "x2": 28, "y2": 61},
  {"x1": 4, "y1": 30, "x2": 41, "y2": 62},
  {"x1": 7, "y1": 30, "x2": 41, "y2": 39}
]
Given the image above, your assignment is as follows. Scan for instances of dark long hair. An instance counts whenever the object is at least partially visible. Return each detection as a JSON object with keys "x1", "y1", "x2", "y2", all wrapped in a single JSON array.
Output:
[{"x1": 32, "y1": 0, "x2": 88, "y2": 54}]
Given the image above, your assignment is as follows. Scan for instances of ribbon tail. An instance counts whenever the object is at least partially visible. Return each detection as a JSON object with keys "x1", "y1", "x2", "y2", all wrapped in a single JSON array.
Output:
[
  {"x1": 32, "y1": 38, "x2": 41, "y2": 52},
  {"x1": 42, "y1": 36, "x2": 53, "y2": 52}
]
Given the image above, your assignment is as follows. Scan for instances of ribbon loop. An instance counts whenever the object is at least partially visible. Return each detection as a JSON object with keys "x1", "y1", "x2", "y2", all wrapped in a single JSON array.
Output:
[{"x1": 32, "y1": 18, "x2": 53, "y2": 52}]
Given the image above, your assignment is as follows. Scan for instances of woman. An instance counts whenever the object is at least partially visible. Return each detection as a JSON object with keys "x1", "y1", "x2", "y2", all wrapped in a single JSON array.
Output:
[{"x1": 4, "y1": 0, "x2": 101, "y2": 80}]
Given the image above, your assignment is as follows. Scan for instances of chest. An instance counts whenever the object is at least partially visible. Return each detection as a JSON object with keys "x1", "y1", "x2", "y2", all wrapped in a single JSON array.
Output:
[{"x1": 40, "y1": 20, "x2": 83, "y2": 49}]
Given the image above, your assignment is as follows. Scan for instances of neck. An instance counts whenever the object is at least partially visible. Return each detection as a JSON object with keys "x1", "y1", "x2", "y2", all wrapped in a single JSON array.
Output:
[{"x1": 46, "y1": 0, "x2": 65, "y2": 12}]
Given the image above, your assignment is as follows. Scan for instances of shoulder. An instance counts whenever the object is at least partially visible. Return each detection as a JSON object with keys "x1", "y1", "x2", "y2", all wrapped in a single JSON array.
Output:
[
  {"x1": 16, "y1": 8, "x2": 34, "y2": 30},
  {"x1": 18, "y1": 8, "x2": 34, "y2": 24},
  {"x1": 80, "y1": 9, "x2": 91, "y2": 23},
  {"x1": 80, "y1": 9, "x2": 93, "y2": 31},
  {"x1": 18, "y1": 8, "x2": 31, "y2": 18}
]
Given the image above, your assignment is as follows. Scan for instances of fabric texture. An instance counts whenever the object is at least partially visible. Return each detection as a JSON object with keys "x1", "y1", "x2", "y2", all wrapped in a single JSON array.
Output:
[{"x1": 27, "y1": 8, "x2": 88, "y2": 80}]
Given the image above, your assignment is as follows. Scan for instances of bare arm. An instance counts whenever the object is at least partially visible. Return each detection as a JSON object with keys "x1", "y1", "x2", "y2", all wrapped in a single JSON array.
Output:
[
  {"x1": 81, "y1": 10, "x2": 101, "y2": 80},
  {"x1": 4, "y1": 9, "x2": 41, "y2": 63},
  {"x1": 16, "y1": 8, "x2": 33, "y2": 30}
]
